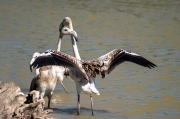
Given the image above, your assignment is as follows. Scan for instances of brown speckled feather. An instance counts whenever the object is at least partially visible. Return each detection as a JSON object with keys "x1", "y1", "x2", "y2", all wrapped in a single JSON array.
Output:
[
  {"x1": 31, "y1": 49, "x2": 157, "y2": 80},
  {"x1": 93, "y1": 49, "x2": 156, "y2": 78},
  {"x1": 31, "y1": 50, "x2": 89, "y2": 80}
]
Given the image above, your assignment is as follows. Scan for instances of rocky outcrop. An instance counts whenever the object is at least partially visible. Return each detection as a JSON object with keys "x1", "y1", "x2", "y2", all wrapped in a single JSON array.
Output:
[{"x1": 0, "y1": 81, "x2": 52, "y2": 119}]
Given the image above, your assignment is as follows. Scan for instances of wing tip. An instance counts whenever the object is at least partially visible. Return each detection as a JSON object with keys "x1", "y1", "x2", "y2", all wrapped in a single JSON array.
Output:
[{"x1": 147, "y1": 62, "x2": 157, "y2": 69}]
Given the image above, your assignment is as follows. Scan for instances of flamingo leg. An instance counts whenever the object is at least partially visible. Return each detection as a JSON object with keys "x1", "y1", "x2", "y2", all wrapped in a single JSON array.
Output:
[
  {"x1": 90, "y1": 95, "x2": 94, "y2": 115},
  {"x1": 48, "y1": 96, "x2": 52, "y2": 108},
  {"x1": 60, "y1": 82, "x2": 68, "y2": 93},
  {"x1": 47, "y1": 92, "x2": 53, "y2": 108},
  {"x1": 77, "y1": 94, "x2": 80, "y2": 115}
]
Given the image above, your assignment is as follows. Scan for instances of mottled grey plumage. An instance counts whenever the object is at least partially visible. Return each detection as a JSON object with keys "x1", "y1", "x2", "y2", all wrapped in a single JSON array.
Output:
[{"x1": 29, "y1": 27, "x2": 78, "y2": 108}]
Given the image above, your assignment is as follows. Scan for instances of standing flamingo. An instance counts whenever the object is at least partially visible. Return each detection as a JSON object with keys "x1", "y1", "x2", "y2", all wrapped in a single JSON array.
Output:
[
  {"x1": 30, "y1": 48, "x2": 157, "y2": 114},
  {"x1": 29, "y1": 27, "x2": 78, "y2": 108}
]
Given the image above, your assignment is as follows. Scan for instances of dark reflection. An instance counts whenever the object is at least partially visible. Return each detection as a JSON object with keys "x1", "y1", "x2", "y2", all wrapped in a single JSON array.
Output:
[{"x1": 50, "y1": 107, "x2": 110, "y2": 115}]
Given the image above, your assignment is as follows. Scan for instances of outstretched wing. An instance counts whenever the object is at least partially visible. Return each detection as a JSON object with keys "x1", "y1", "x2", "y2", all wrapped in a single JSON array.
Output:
[
  {"x1": 30, "y1": 50, "x2": 89, "y2": 80},
  {"x1": 97, "y1": 49, "x2": 157, "y2": 78}
]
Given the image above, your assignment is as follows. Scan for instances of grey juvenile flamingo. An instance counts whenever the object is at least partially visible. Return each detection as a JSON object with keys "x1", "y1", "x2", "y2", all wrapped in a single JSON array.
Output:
[{"x1": 29, "y1": 27, "x2": 78, "y2": 108}]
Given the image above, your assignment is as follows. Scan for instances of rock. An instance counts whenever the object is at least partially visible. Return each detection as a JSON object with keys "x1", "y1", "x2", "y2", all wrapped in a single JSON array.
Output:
[{"x1": 0, "y1": 81, "x2": 52, "y2": 119}]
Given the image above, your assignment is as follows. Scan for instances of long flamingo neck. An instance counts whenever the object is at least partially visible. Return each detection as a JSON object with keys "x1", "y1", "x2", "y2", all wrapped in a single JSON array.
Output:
[
  {"x1": 68, "y1": 21, "x2": 81, "y2": 60},
  {"x1": 71, "y1": 36, "x2": 81, "y2": 60},
  {"x1": 69, "y1": 22, "x2": 73, "y2": 30},
  {"x1": 56, "y1": 36, "x2": 62, "y2": 52}
]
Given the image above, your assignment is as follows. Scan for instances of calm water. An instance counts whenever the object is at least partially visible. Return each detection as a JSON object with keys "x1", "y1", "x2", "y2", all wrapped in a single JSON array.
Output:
[{"x1": 0, "y1": 0, "x2": 180, "y2": 119}]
